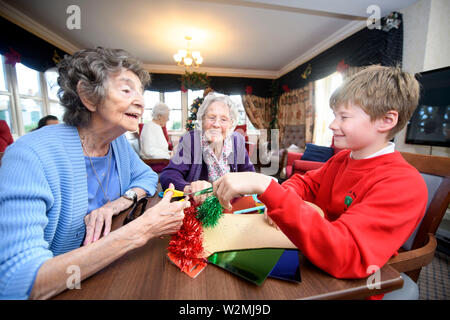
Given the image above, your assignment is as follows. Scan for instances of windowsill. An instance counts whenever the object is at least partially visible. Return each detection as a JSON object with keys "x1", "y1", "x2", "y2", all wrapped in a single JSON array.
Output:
[
  {"x1": 168, "y1": 130, "x2": 260, "y2": 137},
  {"x1": 168, "y1": 130, "x2": 186, "y2": 136}
]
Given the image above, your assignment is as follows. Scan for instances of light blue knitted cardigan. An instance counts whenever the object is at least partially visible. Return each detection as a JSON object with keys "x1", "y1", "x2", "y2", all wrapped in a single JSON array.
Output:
[{"x1": 0, "y1": 124, "x2": 158, "y2": 299}]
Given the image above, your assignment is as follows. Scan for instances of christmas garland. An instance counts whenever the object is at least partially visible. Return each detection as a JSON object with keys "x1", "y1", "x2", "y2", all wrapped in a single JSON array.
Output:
[
  {"x1": 180, "y1": 71, "x2": 210, "y2": 91},
  {"x1": 185, "y1": 87, "x2": 214, "y2": 131},
  {"x1": 186, "y1": 96, "x2": 203, "y2": 131}
]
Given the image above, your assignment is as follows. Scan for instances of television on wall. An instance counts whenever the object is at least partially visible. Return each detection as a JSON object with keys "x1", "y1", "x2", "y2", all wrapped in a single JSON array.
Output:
[{"x1": 405, "y1": 66, "x2": 450, "y2": 147}]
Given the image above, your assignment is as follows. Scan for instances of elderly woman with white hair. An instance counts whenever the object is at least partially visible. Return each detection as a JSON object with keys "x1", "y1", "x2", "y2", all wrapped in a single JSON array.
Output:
[
  {"x1": 139, "y1": 102, "x2": 171, "y2": 163},
  {"x1": 160, "y1": 92, "x2": 255, "y2": 202}
]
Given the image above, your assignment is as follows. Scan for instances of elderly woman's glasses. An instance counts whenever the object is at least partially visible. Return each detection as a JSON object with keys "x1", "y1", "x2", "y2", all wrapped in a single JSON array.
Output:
[
  {"x1": 205, "y1": 116, "x2": 230, "y2": 125},
  {"x1": 123, "y1": 197, "x2": 149, "y2": 225}
]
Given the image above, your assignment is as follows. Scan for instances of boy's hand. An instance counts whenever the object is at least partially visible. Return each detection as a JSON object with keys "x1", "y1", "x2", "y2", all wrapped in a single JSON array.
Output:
[
  {"x1": 213, "y1": 172, "x2": 272, "y2": 210},
  {"x1": 264, "y1": 207, "x2": 279, "y2": 230}
]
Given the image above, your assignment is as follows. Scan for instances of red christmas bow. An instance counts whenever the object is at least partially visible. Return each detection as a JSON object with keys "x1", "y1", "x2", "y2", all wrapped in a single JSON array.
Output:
[{"x1": 5, "y1": 47, "x2": 21, "y2": 67}]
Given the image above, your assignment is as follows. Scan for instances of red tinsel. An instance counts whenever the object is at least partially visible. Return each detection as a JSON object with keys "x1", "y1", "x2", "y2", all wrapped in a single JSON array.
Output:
[{"x1": 167, "y1": 203, "x2": 206, "y2": 272}]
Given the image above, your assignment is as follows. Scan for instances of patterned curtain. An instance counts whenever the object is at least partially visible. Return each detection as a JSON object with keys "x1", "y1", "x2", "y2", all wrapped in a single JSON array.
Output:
[
  {"x1": 277, "y1": 82, "x2": 315, "y2": 149},
  {"x1": 241, "y1": 95, "x2": 272, "y2": 129}
]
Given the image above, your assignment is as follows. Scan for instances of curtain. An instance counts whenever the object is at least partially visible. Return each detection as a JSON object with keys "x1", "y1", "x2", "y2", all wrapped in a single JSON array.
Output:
[
  {"x1": 277, "y1": 82, "x2": 314, "y2": 149},
  {"x1": 147, "y1": 73, "x2": 272, "y2": 96},
  {"x1": 241, "y1": 95, "x2": 272, "y2": 129},
  {"x1": 0, "y1": 17, "x2": 68, "y2": 72},
  {"x1": 278, "y1": 13, "x2": 403, "y2": 92}
]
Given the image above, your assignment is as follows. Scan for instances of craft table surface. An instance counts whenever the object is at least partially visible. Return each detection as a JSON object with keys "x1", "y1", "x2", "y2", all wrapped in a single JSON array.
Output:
[{"x1": 53, "y1": 187, "x2": 403, "y2": 300}]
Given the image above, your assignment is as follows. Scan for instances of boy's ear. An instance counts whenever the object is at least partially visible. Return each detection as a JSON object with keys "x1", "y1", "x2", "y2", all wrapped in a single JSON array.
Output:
[
  {"x1": 77, "y1": 80, "x2": 96, "y2": 112},
  {"x1": 377, "y1": 110, "x2": 398, "y2": 133}
]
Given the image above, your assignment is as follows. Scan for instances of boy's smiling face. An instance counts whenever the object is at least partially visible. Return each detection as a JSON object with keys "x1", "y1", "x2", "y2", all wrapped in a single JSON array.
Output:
[{"x1": 329, "y1": 103, "x2": 392, "y2": 159}]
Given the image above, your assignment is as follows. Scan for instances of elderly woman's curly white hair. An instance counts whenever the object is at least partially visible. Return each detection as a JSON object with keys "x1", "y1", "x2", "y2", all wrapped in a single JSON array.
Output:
[{"x1": 196, "y1": 93, "x2": 240, "y2": 132}]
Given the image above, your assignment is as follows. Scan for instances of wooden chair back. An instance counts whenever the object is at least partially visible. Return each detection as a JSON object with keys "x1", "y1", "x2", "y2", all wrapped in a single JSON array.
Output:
[
  {"x1": 400, "y1": 152, "x2": 450, "y2": 250},
  {"x1": 141, "y1": 158, "x2": 170, "y2": 173},
  {"x1": 388, "y1": 152, "x2": 450, "y2": 281}
]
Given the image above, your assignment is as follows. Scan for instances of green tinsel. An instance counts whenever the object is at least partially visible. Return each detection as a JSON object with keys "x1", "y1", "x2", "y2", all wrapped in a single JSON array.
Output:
[{"x1": 196, "y1": 195, "x2": 224, "y2": 228}]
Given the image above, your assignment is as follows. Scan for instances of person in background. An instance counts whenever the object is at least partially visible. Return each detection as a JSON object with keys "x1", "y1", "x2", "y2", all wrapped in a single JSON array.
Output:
[
  {"x1": 212, "y1": 66, "x2": 427, "y2": 300},
  {"x1": 35, "y1": 115, "x2": 59, "y2": 130},
  {"x1": 139, "y1": 102, "x2": 171, "y2": 161},
  {"x1": 0, "y1": 47, "x2": 189, "y2": 300},
  {"x1": 159, "y1": 92, "x2": 255, "y2": 203},
  {"x1": 0, "y1": 120, "x2": 13, "y2": 153}
]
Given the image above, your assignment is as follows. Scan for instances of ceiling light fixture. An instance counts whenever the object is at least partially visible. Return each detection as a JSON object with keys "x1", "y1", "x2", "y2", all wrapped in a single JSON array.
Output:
[{"x1": 173, "y1": 36, "x2": 203, "y2": 67}]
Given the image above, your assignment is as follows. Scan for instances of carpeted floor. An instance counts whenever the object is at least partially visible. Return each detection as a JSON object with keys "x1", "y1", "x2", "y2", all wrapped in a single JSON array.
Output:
[{"x1": 418, "y1": 251, "x2": 449, "y2": 300}]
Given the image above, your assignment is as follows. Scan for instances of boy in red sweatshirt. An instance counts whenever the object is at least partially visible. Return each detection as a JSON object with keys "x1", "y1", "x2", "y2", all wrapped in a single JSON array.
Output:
[{"x1": 213, "y1": 66, "x2": 427, "y2": 289}]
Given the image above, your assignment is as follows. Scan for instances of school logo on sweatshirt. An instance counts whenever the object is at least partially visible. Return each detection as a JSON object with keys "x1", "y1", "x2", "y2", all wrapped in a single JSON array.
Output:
[{"x1": 344, "y1": 190, "x2": 356, "y2": 210}]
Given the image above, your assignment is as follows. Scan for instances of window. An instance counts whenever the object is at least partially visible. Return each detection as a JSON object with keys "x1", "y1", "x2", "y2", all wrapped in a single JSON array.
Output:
[
  {"x1": 0, "y1": 95, "x2": 13, "y2": 133},
  {"x1": 0, "y1": 55, "x2": 13, "y2": 133},
  {"x1": 187, "y1": 89, "x2": 203, "y2": 107},
  {"x1": 229, "y1": 95, "x2": 257, "y2": 132},
  {"x1": 142, "y1": 90, "x2": 161, "y2": 123},
  {"x1": 164, "y1": 91, "x2": 182, "y2": 131},
  {"x1": 142, "y1": 90, "x2": 194, "y2": 133},
  {"x1": 16, "y1": 63, "x2": 44, "y2": 132},
  {"x1": 44, "y1": 68, "x2": 65, "y2": 121},
  {"x1": 313, "y1": 72, "x2": 343, "y2": 146},
  {"x1": 0, "y1": 55, "x2": 65, "y2": 136}
]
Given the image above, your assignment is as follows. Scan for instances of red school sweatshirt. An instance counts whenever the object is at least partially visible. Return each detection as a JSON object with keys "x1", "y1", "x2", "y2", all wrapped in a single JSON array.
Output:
[{"x1": 258, "y1": 150, "x2": 428, "y2": 279}]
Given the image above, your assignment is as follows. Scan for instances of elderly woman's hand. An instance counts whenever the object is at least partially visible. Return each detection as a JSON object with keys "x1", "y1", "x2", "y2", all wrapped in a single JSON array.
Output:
[
  {"x1": 83, "y1": 203, "x2": 116, "y2": 246},
  {"x1": 185, "y1": 180, "x2": 212, "y2": 204}
]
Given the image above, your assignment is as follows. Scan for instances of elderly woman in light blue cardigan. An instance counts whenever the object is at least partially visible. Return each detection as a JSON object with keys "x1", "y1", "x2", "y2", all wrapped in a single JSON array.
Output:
[{"x1": 0, "y1": 48, "x2": 189, "y2": 299}]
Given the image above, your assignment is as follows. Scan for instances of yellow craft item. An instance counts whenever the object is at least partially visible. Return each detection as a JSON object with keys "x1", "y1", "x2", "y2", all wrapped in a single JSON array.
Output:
[
  {"x1": 163, "y1": 188, "x2": 186, "y2": 201},
  {"x1": 163, "y1": 186, "x2": 213, "y2": 201}
]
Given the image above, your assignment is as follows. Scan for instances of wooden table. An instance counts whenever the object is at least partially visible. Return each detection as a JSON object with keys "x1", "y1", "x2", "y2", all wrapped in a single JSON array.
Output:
[{"x1": 53, "y1": 193, "x2": 403, "y2": 300}]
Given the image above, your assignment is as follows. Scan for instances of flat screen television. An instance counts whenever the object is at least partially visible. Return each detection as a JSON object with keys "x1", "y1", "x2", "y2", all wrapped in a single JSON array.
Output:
[{"x1": 405, "y1": 66, "x2": 450, "y2": 147}]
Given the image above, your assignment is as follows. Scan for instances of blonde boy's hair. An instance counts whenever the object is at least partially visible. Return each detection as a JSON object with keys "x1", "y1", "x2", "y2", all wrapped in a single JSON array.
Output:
[{"x1": 330, "y1": 65, "x2": 420, "y2": 139}]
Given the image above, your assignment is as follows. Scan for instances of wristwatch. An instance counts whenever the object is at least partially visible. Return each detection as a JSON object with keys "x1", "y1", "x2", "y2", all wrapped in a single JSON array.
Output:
[{"x1": 123, "y1": 189, "x2": 137, "y2": 205}]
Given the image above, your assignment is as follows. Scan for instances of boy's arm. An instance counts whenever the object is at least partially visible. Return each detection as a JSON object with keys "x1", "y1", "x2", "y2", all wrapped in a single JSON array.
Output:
[
  {"x1": 280, "y1": 153, "x2": 335, "y2": 202},
  {"x1": 259, "y1": 172, "x2": 428, "y2": 279},
  {"x1": 281, "y1": 165, "x2": 325, "y2": 203}
]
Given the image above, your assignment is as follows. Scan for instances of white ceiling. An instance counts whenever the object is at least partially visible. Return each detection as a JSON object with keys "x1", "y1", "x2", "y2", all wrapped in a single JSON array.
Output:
[{"x1": 1, "y1": 0, "x2": 418, "y2": 78}]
